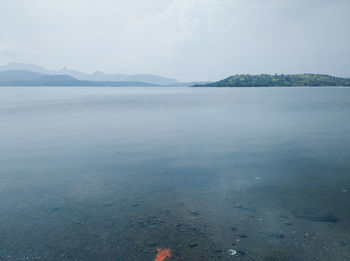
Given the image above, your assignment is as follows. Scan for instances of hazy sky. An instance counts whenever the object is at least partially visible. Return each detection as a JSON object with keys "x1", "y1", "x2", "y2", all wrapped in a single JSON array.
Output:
[{"x1": 0, "y1": 0, "x2": 349, "y2": 81}]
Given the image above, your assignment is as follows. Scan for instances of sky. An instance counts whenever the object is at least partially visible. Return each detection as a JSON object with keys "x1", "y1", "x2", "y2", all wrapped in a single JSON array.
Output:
[{"x1": 0, "y1": 0, "x2": 349, "y2": 82}]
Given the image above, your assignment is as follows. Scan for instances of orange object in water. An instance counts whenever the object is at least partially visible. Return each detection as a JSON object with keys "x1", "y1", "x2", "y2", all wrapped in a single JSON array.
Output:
[{"x1": 155, "y1": 248, "x2": 171, "y2": 261}]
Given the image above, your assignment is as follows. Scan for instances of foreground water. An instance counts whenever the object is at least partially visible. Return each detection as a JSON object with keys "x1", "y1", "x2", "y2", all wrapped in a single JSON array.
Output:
[{"x1": 0, "y1": 87, "x2": 349, "y2": 261}]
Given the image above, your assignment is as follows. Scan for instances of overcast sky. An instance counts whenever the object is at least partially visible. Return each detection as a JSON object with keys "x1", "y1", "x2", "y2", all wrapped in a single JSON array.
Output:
[{"x1": 0, "y1": 0, "x2": 349, "y2": 81}]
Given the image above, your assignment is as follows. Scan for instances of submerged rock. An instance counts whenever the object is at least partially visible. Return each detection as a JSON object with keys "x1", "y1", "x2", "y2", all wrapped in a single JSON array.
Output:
[
  {"x1": 144, "y1": 240, "x2": 157, "y2": 247},
  {"x1": 242, "y1": 207, "x2": 256, "y2": 212},
  {"x1": 237, "y1": 250, "x2": 246, "y2": 256},
  {"x1": 212, "y1": 246, "x2": 223, "y2": 253},
  {"x1": 230, "y1": 226, "x2": 238, "y2": 231},
  {"x1": 190, "y1": 211, "x2": 200, "y2": 216},
  {"x1": 267, "y1": 232, "x2": 284, "y2": 239},
  {"x1": 292, "y1": 209, "x2": 338, "y2": 223},
  {"x1": 188, "y1": 243, "x2": 198, "y2": 248},
  {"x1": 263, "y1": 251, "x2": 290, "y2": 261}
]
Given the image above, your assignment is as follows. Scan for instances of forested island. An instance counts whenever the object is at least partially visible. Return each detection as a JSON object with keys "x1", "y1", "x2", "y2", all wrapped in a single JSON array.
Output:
[{"x1": 193, "y1": 74, "x2": 350, "y2": 87}]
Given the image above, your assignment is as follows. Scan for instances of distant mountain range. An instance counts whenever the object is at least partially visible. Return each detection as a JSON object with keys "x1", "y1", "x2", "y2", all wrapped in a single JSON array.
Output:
[
  {"x1": 7, "y1": 63, "x2": 347, "y2": 88},
  {"x1": 0, "y1": 70, "x2": 159, "y2": 87},
  {"x1": 193, "y1": 74, "x2": 350, "y2": 87},
  {"x1": 0, "y1": 63, "x2": 206, "y2": 87}
]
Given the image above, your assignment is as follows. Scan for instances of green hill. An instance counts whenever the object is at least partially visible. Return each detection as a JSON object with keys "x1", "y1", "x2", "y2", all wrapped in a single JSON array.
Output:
[{"x1": 193, "y1": 74, "x2": 350, "y2": 87}]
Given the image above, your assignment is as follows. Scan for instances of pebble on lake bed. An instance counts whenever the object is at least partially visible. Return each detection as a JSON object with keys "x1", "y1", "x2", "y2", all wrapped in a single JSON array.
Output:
[{"x1": 228, "y1": 249, "x2": 237, "y2": 256}]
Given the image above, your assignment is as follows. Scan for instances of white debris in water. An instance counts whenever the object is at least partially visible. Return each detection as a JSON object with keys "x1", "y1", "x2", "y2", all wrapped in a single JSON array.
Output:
[
  {"x1": 255, "y1": 177, "x2": 261, "y2": 180},
  {"x1": 228, "y1": 249, "x2": 237, "y2": 256}
]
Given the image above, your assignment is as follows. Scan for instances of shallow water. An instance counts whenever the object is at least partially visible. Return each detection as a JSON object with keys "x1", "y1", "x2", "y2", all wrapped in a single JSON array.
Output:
[{"x1": 0, "y1": 87, "x2": 349, "y2": 261}]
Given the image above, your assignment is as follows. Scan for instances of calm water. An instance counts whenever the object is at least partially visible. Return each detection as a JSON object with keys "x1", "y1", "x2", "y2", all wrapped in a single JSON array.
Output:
[{"x1": 0, "y1": 87, "x2": 350, "y2": 261}]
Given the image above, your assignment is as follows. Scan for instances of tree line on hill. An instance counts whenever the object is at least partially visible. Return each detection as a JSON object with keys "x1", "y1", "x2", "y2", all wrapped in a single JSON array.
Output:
[{"x1": 193, "y1": 74, "x2": 350, "y2": 87}]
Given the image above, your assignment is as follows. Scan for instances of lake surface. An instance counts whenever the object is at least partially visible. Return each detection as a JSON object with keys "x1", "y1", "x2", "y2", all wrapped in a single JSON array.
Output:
[{"x1": 0, "y1": 87, "x2": 349, "y2": 261}]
